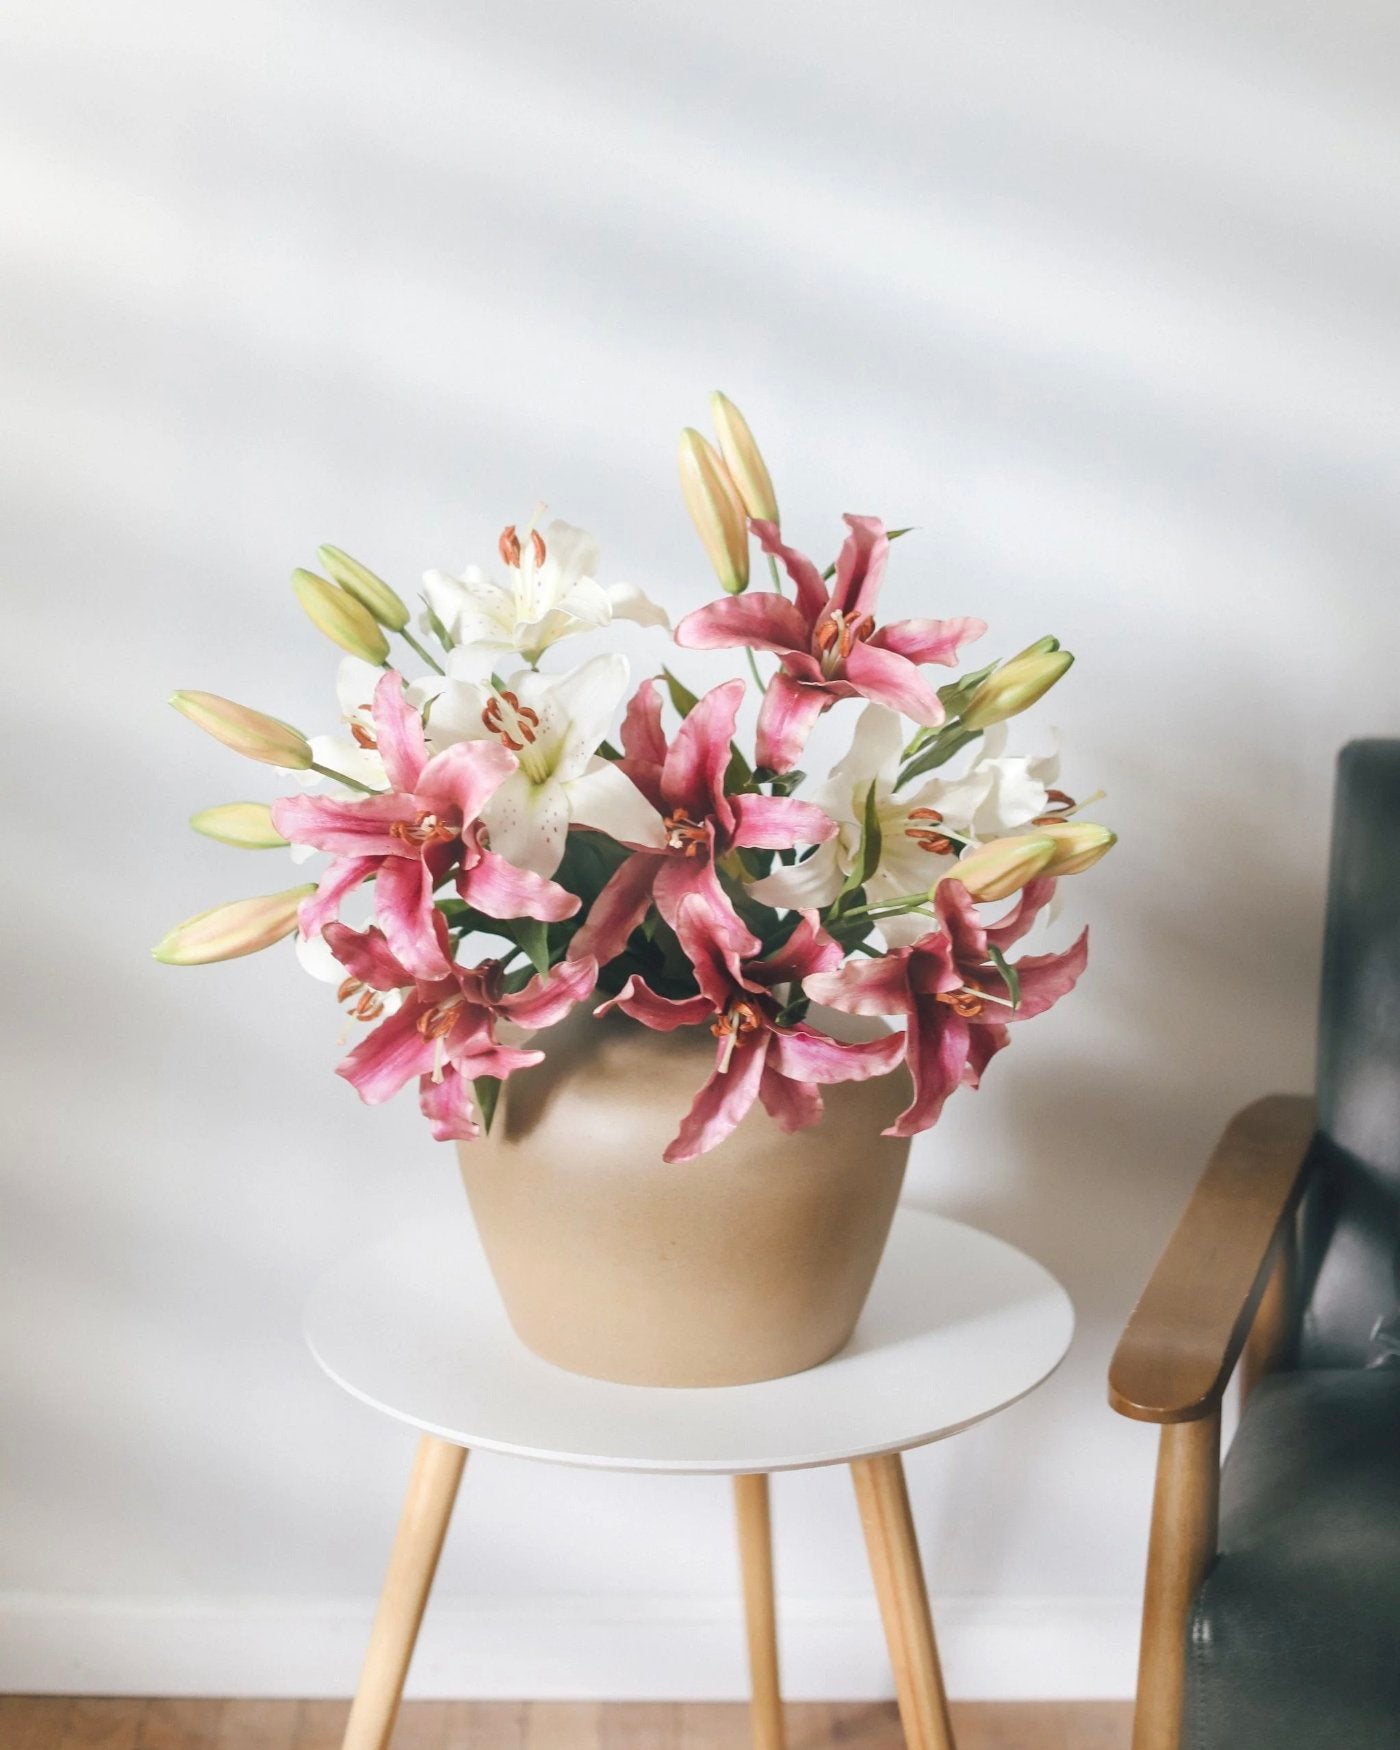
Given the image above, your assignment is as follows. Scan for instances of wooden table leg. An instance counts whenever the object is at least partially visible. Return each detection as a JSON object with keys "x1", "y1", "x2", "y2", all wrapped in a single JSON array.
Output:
[
  {"x1": 734, "y1": 1473, "x2": 785, "y2": 1750},
  {"x1": 850, "y1": 1452, "x2": 955, "y2": 1750},
  {"x1": 342, "y1": 1435, "x2": 468, "y2": 1750}
]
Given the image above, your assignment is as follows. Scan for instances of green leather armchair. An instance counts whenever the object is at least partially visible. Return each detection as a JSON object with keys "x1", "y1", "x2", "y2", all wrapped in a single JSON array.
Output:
[{"x1": 1109, "y1": 740, "x2": 1400, "y2": 1749}]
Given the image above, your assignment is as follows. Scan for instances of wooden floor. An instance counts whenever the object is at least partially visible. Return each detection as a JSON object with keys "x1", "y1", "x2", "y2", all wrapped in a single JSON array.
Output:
[{"x1": 0, "y1": 1698, "x2": 1132, "y2": 1748}]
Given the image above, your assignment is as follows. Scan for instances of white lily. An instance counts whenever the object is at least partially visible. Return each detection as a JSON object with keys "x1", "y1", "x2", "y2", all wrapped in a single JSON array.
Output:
[
  {"x1": 422, "y1": 653, "x2": 666, "y2": 877},
  {"x1": 422, "y1": 513, "x2": 668, "y2": 674},
  {"x1": 749, "y1": 707, "x2": 1059, "y2": 916}
]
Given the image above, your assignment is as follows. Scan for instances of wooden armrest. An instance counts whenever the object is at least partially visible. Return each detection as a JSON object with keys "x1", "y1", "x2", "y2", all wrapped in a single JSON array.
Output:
[{"x1": 1108, "y1": 1094, "x2": 1316, "y2": 1424}]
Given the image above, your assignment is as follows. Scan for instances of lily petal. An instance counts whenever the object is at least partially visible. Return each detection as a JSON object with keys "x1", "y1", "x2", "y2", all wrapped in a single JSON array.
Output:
[
  {"x1": 842, "y1": 640, "x2": 945, "y2": 725},
  {"x1": 272, "y1": 792, "x2": 416, "y2": 858},
  {"x1": 804, "y1": 951, "x2": 913, "y2": 1017},
  {"x1": 758, "y1": 1062, "x2": 824, "y2": 1133},
  {"x1": 597, "y1": 976, "x2": 713, "y2": 1032},
  {"x1": 567, "y1": 851, "x2": 659, "y2": 965},
  {"x1": 664, "y1": 1032, "x2": 770, "y2": 1163},
  {"x1": 730, "y1": 792, "x2": 836, "y2": 851},
  {"x1": 501, "y1": 955, "x2": 599, "y2": 1029},
  {"x1": 870, "y1": 615, "x2": 987, "y2": 668},
  {"x1": 298, "y1": 854, "x2": 380, "y2": 939},
  {"x1": 417, "y1": 1065, "x2": 482, "y2": 1143},
  {"x1": 338, "y1": 997, "x2": 435, "y2": 1103},
  {"x1": 416, "y1": 739, "x2": 518, "y2": 826},
  {"x1": 674, "y1": 593, "x2": 811, "y2": 656},
  {"x1": 769, "y1": 1023, "x2": 907, "y2": 1084},
  {"x1": 322, "y1": 921, "x2": 415, "y2": 991},
  {"x1": 662, "y1": 679, "x2": 743, "y2": 835},
  {"x1": 374, "y1": 854, "x2": 452, "y2": 979},
  {"x1": 755, "y1": 673, "x2": 832, "y2": 772},
  {"x1": 830, "y1": 515, "x2": 889, "y2": 620},
  {"x1": 886, "y1": 1001, "x2": 970, "y2": 1137},
  {"x1": 983, "y1": 877, "x2": 1058, "y2": 952},
  {"x1": 566, "y1": 760, "x2": 667, "y2": 850},
  {"x1": 372, "y1": 668, "x2": 428, "y2": 791},
  {"x1": 747, "y1": 839, "x2": 845, "y2": 910},
  {"x1": 1002, "y1": 928, "x2": 1089, "y2": 1021},
  {"x1": 750, "y1": 520, "x2": 828, "y2": 626},
  {"x1": 620, "y1": 678, "x2": 667, "y2": 773},
  {"x1": 481, "y1": 769, "x2": 571, "y2": 878},
  {"x1": 458, "y1": 846, "x2": 581, "y2": 921},
  {"x1": 751, "y1": 911, "x2": 843, "y2": 987}
]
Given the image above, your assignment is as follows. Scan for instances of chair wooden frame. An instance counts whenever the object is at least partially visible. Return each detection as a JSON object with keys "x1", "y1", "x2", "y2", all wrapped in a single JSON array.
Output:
[{"x1": 1108, "y1": 1093, "x2": 1317, "y2": 1750}]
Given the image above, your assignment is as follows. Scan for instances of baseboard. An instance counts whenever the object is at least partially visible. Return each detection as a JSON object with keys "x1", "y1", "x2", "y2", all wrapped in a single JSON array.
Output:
[{"x1": 0, "y1": 1591, "x2": 1137, "y2": 1700}]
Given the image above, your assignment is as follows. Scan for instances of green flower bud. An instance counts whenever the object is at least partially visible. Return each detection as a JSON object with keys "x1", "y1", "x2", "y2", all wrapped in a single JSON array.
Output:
[
  {"x1": 678, "y1": 428, "x2": 750, "y2": 593},
  {"x1": 292, "y1": 570, "x2": 390, "y2": 664},
  {"x1": 709, "y1": 392, "x2": 778, "y2": 524},
  {"x1": 960, "y1": 648, "x2": 1074, "y2": 732},
  {"x1": 937, "y1": 833, "x2": 1059, "y2": 902},
  {"x1": 189, "y1": 802, "x2": 289, "y2": 848},
  {"x1": 152, "y1": 885, "x2": 315, "y2": 965},
  {"x1": 170, "y1": 692, "x2": 313, "y2": 769},
  {"x1": 317, "y1": 545, "x2": 410, "y2": 632}
]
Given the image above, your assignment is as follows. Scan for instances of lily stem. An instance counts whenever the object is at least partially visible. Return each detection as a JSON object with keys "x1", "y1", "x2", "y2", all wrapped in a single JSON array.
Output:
[
  {"x1": 399, "y1": 627, "x2": 446, "y2": 675},
  {"x1": 309, "y1": 760, "x2": 379, "y2": 795},
  {"x1": 744, "y1": 645, "x2": 766, "y2": 692}
]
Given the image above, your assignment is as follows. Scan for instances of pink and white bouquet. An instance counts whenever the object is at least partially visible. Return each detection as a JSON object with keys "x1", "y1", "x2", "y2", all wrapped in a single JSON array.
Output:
[{"x1": 157, "y1": 396, "x2": 1113, "y2": 1161}]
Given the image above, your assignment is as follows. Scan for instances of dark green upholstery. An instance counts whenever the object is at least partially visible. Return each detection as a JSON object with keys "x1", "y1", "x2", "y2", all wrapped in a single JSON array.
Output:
[
  {"x1": 1183, "y1": 742, "x2": 1400, "y2": 1748},
  {"x1": 1186, "y1": 1372, "x2": 1400, "y2": 1749}
]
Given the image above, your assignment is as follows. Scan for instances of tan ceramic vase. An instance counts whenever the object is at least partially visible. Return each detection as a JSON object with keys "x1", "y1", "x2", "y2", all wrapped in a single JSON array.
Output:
[{"x1": 456, "y1": 1005, "x2": 911, "y2": 1387}]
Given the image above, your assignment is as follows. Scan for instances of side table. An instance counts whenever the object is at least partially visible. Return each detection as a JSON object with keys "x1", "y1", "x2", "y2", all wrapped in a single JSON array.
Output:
[{"x1": 305, "y1": 1206, "x2": 1073, "y2": 1750}]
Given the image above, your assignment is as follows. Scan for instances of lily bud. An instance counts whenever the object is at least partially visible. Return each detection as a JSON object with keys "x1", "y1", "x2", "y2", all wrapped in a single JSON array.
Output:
[
  {"x1": 1011, "y1": 634, "x2": 1061, "y2": 661},
  {"x1": 152, "y1": 885, "x2": 315, "y2": 966},
  {"x1": 709, "y1": 392, "x2": 779, "y2": 524},
  {"x1": 678, "y1": 428, "x2": 750, "y2": 593},
  {"x1": 1039, "y1": 821, "x2": 1116, "y2": 877},
  {"x1": 317, "y1": 545, "x2": 410, "y2": 632},
  {"x1": 170, "y1": 692, "x2": 313, "y2": 769},
  {"x1": 292, "y1": 570, "x2": 390, "y2": 664},
  {"x1": 938, "y1": 833, "x2": 1059, "y2": 902},
  {"x1": 959, "y1": 647, "x2": 1074, "y2": 731},
  {"x1": 189, "y1": 802, "x2": 289, "y2": 849}
]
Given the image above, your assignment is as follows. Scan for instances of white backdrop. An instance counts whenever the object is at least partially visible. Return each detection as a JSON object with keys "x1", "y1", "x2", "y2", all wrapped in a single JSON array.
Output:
[{"x1": 4, "y1": 0, "x2": 1399, "y2": 1702}]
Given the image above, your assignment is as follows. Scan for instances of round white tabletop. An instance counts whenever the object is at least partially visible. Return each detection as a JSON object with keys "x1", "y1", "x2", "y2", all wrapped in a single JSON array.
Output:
[{"x1": 305, "y1": 1205, "x2": 1073, "y2": 1475}]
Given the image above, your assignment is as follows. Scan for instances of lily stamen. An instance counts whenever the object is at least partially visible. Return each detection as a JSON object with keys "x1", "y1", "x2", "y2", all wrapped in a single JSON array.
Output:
[
  {"x1": 813, "y1": 609, "x2": 875, "y2": 678},
  {"x1": 1032, "y1": 788, "x2": 1077, "y2": 824},
  {"x1": 710, "y1": 999, "x2": 763, "y2": 1072},
  {"x1": 664, "y1": 810, "x2": 709, "y2": 857},
  {"x1": 481, "y1": 689, "x2": 542, "y2": 753},
  {"x1": 904, "y1": 805, "x2": 954, "y2": 854},
  {"x1": 498, "y1": 524, "x2": 522, "y2": 567},
  {"x1": 389, "y1": 811, "x2": 456, "y2": 848},
  {"x1": 936, "y1": 988, "x2": 985, "y2": 1018}
]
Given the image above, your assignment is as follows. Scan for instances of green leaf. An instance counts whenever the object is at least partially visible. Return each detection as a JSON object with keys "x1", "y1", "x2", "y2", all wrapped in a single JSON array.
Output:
[
  {"x1": 662, "y1": 667, "x2": 700, "y2": 717},
  {"x1": 935, "y1": 659, "x2": 998, "y2": 721},
  {"x1": 986, "y1": 943, "x2": 1021, "y2": 1010},
  {"x1": 898, "y1": 725, "x2": 982, "y2": 788},
  {"x1": 834, "y1": 780, "x2": 883, "y2": 908},
  {"x1": 505, "y1": 916, "x2": 550, "y2": 976},
  {"x1": 420, "y1": 596, "x2": 453, "y2": 649},
  {"x1": 474, "y1": 1076, "x2": 502, "y2": 1133},
  {"x1": 597, "y1": 738, "x2": 622, "y2": 761}
]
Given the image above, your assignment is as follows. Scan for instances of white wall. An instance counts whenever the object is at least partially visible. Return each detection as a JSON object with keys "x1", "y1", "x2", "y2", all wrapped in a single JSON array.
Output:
[{"x1": 4, "y1": 0, "x2": 1399, "y2": 1702}]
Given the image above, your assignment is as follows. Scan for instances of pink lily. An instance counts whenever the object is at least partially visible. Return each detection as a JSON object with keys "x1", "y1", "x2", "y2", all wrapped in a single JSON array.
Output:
[
  {"x1": 598, "y1": 899, "x2": 905, "y2": 1163},
  {"x1": 569, "y1": 677, "x2": 836, "y2": 966},
  {"x1": 327, "y1": 915, "x2": 598, "y2": 1142},
  {"x1": 674, "y1": 515, "x2": 986, "y2": 771},
  {"x1": 804, "y1": 877, "x2": 1086, "y2": 1137},
  {"x1": 272, "y1": 669, "x2": 579, "y2": 982}
]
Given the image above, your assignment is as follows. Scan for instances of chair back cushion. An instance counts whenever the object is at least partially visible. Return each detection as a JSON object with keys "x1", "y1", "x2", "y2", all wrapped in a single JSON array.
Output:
[{"x1": 1301, "y1": 740, "x2": 1400, "y2": 1367}]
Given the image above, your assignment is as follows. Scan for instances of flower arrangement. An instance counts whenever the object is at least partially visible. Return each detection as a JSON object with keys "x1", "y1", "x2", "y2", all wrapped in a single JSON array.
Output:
[{"x1": 157, "y1": 395, "x2": 1113, "y2": 1163}]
